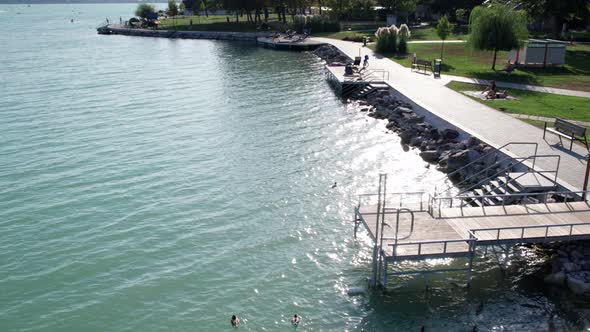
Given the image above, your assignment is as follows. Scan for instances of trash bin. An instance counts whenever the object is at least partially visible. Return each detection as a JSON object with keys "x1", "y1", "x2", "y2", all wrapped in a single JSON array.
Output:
[{"x1": 434, "y1": 59, "x2": 442, "y2": 78}]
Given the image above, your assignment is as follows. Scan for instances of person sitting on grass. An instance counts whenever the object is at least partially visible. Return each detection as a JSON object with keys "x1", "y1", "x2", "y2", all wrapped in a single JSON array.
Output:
[{"x1": 483, "y1": 80, "x2": 497, "y2": 99}]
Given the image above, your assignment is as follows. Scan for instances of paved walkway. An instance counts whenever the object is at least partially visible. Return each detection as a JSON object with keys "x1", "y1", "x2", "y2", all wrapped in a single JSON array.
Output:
[
  {"x1": 444, "y1": 75, "x2": 590, "y2": 98},
  {"x1": 311, "y1": 37, "x2": 589, "y2": 191}
]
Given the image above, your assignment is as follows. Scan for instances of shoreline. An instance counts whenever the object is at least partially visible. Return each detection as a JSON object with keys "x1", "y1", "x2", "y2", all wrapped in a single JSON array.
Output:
[{"x1": 97, "y1": 26, "x2": 272, "y2": 41}]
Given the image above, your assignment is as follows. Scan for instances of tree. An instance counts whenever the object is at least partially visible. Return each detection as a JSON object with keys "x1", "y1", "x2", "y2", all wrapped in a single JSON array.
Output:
[
  {"x1": 468, "y1": 5, "x2": 528, "y2": 70},
  {"x1": 436, "y1": 15, "x2": 451, "y2": 60},
  {"x1": 167, "y1": 0, "x2": 179, "y2": 16},
  {"x1": 135, "y1": 3, "x2": 156, "y2": 19},
  {"x1": 455, "y1": 8, "x2": 466, "y2": 24},
  {"x1": 519, "y1": 0, "x2": 590, "y2": 37}
]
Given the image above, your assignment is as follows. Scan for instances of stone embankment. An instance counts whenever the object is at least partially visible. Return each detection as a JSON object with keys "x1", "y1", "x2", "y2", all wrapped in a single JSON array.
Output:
[
  {"x1": 99, "y1": 26, "x2": 271, "y2": 41},
  {"x1": 544, "y1": 241, "x2": 590, "y2": 294},
  {"x1": 314, "y1": 45, "x2": 493, "y2": 181}
]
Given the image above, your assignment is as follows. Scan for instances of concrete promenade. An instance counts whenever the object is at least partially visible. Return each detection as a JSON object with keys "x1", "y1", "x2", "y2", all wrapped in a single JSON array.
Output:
[{"x1": 311, "y1": 37, "x2": 589, "y2": 191}]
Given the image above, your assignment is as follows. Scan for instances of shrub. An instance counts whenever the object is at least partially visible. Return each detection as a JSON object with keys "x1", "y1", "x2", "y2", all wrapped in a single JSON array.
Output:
[
  {"x1": 135, "y1": 3, "x2": 156, "y2": 19},
  {"x1": 397, "y1": 24, "x2": 411, "y2": 54},
  {"x1": 375, "y1": 25, "x2": 398, "y2": 53}
]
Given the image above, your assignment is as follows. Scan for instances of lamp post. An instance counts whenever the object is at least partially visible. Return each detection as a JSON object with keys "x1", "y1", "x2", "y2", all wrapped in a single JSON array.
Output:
[{"x1": 583, "y1": 154, "x2": 590, "y2": 200}]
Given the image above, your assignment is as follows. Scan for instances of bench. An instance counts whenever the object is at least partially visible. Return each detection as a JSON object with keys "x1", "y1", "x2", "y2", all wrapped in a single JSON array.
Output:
[
  {"x1": 543, "y1": 118, "x2": 588, "y2": 151},
  {"x1": 412, "y1": 58, "x2": 432, "y2": 73}
]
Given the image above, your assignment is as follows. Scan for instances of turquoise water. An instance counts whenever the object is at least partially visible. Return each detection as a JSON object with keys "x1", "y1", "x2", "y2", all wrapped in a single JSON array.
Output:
[{"x1": 1, "y1": 4, "x2": 589, "y2": 331}]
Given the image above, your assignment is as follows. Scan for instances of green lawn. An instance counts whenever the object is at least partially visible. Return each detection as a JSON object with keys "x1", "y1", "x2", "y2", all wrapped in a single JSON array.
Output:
[
  {"x1": 409, "y1": 24, "x2": 468, "y2": 41},
  {"x1": 446, "y1": 82, "x2": 590, "y2": 122},
  {"x1": 384, "y1": 43, "x2": 590, "y2": 91},
  {"x1": 158, "y1": 14, "x2": 291, "y2": 32}
]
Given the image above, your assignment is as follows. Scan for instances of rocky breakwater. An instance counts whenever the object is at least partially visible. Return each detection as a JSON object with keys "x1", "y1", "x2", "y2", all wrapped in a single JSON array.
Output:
[
  {"x1": 364, "y1": 90, "x2": 495, "y2": 180},
  {"x1": 313, "y1": 45, "x2": 353, "y2": 66},
  {"x1": 313, "y1": 45, "x2": 494, "y2": 181},
  {"x1": 544, "y1": 241, "x2": 590, "y2": 295}
]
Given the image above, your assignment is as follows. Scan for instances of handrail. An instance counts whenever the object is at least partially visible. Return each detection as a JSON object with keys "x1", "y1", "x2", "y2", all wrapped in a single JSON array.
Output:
[
  {"x1": 434, "y1": 142, "x2": 538, "y2": 195},
  {"x1": 455, "y1": 154, "x2": 560, "y2": 197},
  {"x1": 388, "y1": 237, "x2": 476, "y2": 257},
  {"x1": 471, "y1": 222, "x2": 590, "y2": 241},
  {"x1": 394, "y1": 208, "x2": 414, "y2": 243},
  {"x1": 432, "y1": 190, "x2": 590, "y2": 218},
  {"x1": 437, "y1": 153, "x2": 560, "y2": 199},
  {"x1": 357, "y1": 191, "x2": 427, "y2": 211}
]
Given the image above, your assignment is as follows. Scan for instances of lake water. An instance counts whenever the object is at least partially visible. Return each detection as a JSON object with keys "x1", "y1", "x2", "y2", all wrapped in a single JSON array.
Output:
[{"x1": 1, "y1": 4, "x2": 589, "y2": 331}]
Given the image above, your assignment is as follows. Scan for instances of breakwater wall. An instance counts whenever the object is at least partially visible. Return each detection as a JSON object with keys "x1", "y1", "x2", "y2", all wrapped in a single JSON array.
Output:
[{"x1": 98, "y1": 26, "x2": 272, "y2": 41}]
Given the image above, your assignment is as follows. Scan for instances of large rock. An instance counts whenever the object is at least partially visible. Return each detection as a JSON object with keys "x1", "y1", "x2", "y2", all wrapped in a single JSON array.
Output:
[
  {"x1": 440, "y1": 128, "x2": 460, "y2": 140},
  {"x1": 447, "y1": 150, "x2": 471, "y2": 172},
  {"x1": 544, "y1": 271, "x2": 566, "y2": 286},
  {"x1": 420, "y1": 150, "x2": 439, "y2": 162},
  {"x1": 567, "y1": 276, "x2": 590, "y2": 294}
]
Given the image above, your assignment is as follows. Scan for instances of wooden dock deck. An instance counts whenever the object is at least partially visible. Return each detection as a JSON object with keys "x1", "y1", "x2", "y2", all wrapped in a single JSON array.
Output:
[
  {"x1": 357, "y1": 201, "x2": 590, "y2": 261},
  {"x1": 256, "y1": 36, "x2": 326, "y2": 50}
]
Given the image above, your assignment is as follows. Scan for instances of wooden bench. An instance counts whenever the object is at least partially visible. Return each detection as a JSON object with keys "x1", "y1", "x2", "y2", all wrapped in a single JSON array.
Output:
[
  {"x1": 412, "y1": 58, "x2": 432, "y2": 73},
  {"x1": 543, "y1": 118, "x2": 589, "y2": 151}
]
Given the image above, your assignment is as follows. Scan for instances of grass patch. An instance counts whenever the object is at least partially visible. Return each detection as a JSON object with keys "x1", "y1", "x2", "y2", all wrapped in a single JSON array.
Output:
[
  {"x1": 409, "y1": 24, "x2": 468, "y2": 41},
  {"x1": 386, "y1": 43, "x2": 590, "y2": 91},
  {"x1": 158, "y1": 14, "x2": 291, "y2": 32},
  {"x1": 446, "y1": 81, "x2": 590, "y2": 122}
]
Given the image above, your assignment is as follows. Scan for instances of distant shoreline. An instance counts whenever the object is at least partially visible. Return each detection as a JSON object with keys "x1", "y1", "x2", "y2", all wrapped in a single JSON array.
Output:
[{"x1": 0, "y1": 1, "x2": 168, "y2": 4}]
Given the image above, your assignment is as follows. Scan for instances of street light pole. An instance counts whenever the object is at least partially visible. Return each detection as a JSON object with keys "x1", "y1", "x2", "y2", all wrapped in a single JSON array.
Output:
[{"x1": 583, "y1": 154, "x2": 590, "y2": 200}]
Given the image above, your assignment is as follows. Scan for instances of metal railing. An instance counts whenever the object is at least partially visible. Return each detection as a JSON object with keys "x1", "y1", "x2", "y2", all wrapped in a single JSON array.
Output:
[
  {"x1": 431, "y1": 190, "x2": 590, "y2": 218},
  {"x1": 357, "y1": 191, "x2": 428, "y2": 212},
  {"x1": 432, "y1": 154, "x2": 561, "y2": 212},
  {"x1": 388, "y1": 237, "x2": 476, "y2": 257},
  {"x1": 434, "y1": 142, "x2": 539, "y2": 197},
  {"x1": 471, "y1": 222, "x2": 590, "y2": 242},
  {"x1": 361, "y1": 69, "x2": 390, "y2": 82}
]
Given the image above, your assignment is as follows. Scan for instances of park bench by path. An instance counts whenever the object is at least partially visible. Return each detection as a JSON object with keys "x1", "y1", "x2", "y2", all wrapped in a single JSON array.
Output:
[
  {"x1": 543, "y1": 118, "x2": 589, "y2": 151},
  {"x1": 412, "y1": 58, "x2": 432, "y2": 74}
]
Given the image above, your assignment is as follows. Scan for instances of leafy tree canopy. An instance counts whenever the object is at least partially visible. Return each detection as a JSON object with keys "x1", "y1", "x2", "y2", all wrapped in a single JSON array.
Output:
[
  {"x1": 135, "y1": 3, "x2": 156, "y2": 18},
  {"x1": 468, "y1": 4, "x2": 528, "y2": 69}
]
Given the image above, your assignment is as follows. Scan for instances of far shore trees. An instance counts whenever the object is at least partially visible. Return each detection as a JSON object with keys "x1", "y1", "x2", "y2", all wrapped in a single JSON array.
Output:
[
  {"x1": 468, "y1": 4, "x2": 528, "y2": 70},
  {"x1": 135, "y1": 3, "x2": 156, "y2": 19},
  {"x1": 167, "y1": 0, "x2": 179, "y2": 17},
  {"x1": 436, "y1": 16, "x2": 451, "y2": 60}
]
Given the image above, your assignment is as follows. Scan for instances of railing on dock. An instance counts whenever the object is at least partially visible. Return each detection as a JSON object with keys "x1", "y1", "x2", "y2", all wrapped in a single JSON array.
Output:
[
  {"x1": 431, "y1": 190, "x2": 590, "y2": 218},
  {"x1": 471, "y1": 221, "x2": 590, "y2": 243}
]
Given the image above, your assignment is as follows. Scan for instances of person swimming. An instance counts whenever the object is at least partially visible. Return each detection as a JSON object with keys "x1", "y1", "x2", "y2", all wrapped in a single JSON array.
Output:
[
  {"x1": 291, "y1": 314, "x2": 301, "y2": 326},
  {"x1": 231, "y1": 315, "x2": 240, "y2": 328},
  {"x1": 331, "y1": 182, "x2": 337, "y2": 189}
]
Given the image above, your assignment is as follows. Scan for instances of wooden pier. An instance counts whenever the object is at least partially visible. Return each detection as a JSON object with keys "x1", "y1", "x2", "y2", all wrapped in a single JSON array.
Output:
[
  {"x1": 354, "y1": 175, "x2": 590, "y2": 288},
  {"x1": 256, "y1": 36, "x2": 326, "y2": 50}
]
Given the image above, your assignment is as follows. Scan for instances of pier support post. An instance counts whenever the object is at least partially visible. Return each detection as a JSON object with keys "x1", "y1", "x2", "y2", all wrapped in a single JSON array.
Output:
[
  {"x1": 353, "y1": 209, "x2": 359, "y2": 239},
  {"x1": 467, "y1": 254, "x2": 474, "y2": 288},
  {"x1": 382, "y1": 259, "x2": 388, "y2": 288}
]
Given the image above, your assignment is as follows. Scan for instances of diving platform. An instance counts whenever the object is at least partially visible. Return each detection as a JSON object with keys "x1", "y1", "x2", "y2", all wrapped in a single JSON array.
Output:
[{"x1": 354, "y1": 174, "x2": 590, "y2": 289}]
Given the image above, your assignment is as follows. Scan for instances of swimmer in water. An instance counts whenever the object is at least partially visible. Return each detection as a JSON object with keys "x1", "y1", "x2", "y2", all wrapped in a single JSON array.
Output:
[
  {"x1": 331, "y1": 182, "x2": 337, "y2": 188},
  {"x1": 291, "y1": 314, "x2": 301, "y2": 326},
  {"x1": 231, "y1": 315, "x2": 240, "y2": 328}
]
